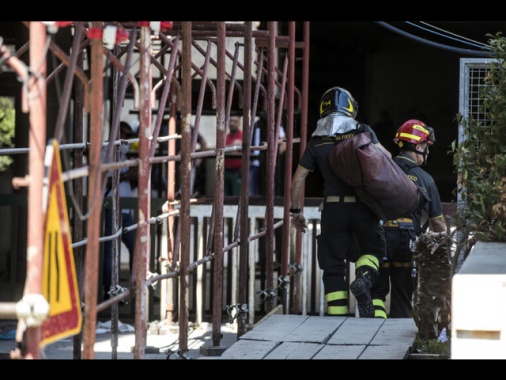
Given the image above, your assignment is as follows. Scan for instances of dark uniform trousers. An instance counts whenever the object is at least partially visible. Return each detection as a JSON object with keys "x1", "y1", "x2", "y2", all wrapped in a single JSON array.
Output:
[
  {"x1": 371, "y1": 219, "x2": 416, "y2": 318},
  {"x1": 317, "y1": 196, "x2": 385, "y2": 316}
]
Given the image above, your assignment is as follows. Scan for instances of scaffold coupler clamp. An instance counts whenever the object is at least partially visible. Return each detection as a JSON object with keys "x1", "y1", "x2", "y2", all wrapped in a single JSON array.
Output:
[
  {"x1": 226, "y1": 303, "x2": 249, "y2": 323},
  {"x1": 166, "y1": 260, "x2": 180, "y2": 273},
  {"x1": 146, "y1": 271, "x2": 159, "y2": 290},
  {"x1": 278, "y1": 275, "x2": 290, "y2": 290},
  {"x1": 16, "y1": 294, "x2": 50, "y2": 328},
  {"x1": 166, "y1": 349, "x2": 191, "y2": 360},
  {"x1": 109, "y1": 285, "x2": 128, "y2": 305},
  {"x1": 12, "y1": 294, "x2": 50, "y2": 359},
  {"x1": 256, "y1": 288, "x2": 277, "y2": 304},
  {"x1": 288, "y1": 263, "x2": 303, "y2": 275}
]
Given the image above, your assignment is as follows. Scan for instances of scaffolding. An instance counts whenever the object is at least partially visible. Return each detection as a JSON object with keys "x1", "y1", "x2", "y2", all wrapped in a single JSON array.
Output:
[{"x1": 0, "y1": 21, "x2": 311, "y2": 359}]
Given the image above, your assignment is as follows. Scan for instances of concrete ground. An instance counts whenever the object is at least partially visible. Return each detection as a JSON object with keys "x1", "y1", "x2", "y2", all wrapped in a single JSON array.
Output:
[{"x1": 0, "y1": 319, "x2": 238, "y2": 360}]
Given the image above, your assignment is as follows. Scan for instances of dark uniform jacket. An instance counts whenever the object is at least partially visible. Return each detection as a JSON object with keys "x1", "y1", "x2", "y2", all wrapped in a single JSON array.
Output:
[
  {"x1": 394, "y1": 152, "x2": 444, "y2": 235},
  {"x1": 298, "y1": 124, "x2": 379, "y2": 197}
]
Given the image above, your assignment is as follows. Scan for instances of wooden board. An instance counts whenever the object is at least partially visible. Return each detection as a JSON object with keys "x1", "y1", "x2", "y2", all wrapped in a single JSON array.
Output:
[{"x1": 218, "y1": 315, "x2": 417, "y2": 360}]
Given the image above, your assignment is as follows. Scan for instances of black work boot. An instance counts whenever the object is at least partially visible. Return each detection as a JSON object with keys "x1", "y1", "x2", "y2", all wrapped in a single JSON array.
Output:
[{"x1": 350, "y1": 266, "x2": 377, "y2": 318}]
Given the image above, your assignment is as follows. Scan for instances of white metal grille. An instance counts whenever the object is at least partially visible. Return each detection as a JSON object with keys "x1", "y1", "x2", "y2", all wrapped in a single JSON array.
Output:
[{"x1": 458, "y1": 58, "x2": 496, "y2": 143}]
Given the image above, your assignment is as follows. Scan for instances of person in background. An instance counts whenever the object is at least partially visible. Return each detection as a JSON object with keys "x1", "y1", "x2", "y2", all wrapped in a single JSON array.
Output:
[
  {"x1": 250, "y1": 110, "x2": 287, "y2": 196},
  {"x1": 289, "y1": 86, "x2": 388, "y2": 318},
  {"x1": 275, "y1": 118, "x2": 287, "y2": 196},
  {"x1": 155, "y1": 114, "x2": 208, "y2": 198},
  {"x1": 175, "y1": 116, "x2": 208, "y2": 197},
  {"x1": 224, "y1": 115, "x2": 243, "y2": 196},
  {"x1": 250, "y1": 113, "x2": 263, "y2": 196},
  {"x1": 102, "y1": 121, "x2": 138, "y2": 301},
  {"x1": 371, "y1": 119, "x2": 447, "y2": 318}
]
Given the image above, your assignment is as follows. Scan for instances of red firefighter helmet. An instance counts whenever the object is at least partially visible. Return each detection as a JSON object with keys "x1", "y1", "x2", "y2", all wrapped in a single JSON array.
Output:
[{"x1": 394, "y1": 119, "x2": 435, "y2": 146}]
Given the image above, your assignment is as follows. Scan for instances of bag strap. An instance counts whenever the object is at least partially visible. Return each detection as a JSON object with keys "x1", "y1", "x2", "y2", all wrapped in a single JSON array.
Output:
[{"x1": 356, "y1": 122, "x2": 366, "y2": 133}]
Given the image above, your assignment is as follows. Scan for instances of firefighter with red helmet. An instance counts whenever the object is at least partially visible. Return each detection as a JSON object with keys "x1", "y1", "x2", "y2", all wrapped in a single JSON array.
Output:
[
  {"x1": 371, "y1": 119, "x2": 447, "y2": 318},
  {"x1": 290, "y1": 86, "x2": 389, "y2": 318}
]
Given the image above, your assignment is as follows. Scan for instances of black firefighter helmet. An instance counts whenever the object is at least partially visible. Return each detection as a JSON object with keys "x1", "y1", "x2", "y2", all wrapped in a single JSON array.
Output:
[{"x1": 319, "y1": 86, "x2": 358, "y2": 119}]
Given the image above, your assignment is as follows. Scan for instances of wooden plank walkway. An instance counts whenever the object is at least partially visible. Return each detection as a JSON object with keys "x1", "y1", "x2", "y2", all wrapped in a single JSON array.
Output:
[{"x1": 211, "y1": 314, "x2": 418, "y2": 360}]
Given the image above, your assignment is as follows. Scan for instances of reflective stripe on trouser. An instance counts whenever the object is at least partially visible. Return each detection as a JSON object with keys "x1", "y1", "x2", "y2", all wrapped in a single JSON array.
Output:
[
  {"x1": 355, "y1": 254, "x2": 380, "y2": 272},
  {"x1": 373, "y1": 299, "x2": 387, "y2": 319},
  {"x1": 326, "y1": 290, "x2": 349, "y2": 316}
]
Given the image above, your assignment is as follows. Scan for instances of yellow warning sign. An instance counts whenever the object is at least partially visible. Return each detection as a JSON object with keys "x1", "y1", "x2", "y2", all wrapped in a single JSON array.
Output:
[{"x1": 40, "y1": 139, "x2": 82, "y2": 347}]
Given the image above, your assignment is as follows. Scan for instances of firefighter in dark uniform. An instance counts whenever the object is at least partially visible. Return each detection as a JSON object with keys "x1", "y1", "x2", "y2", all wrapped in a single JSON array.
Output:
[
  {"x1": 289, "y1": 86, "x2": 389, "y2": 318},
  {"x1": 371, "y1": 119, "x2": 447, "y2": 318}
]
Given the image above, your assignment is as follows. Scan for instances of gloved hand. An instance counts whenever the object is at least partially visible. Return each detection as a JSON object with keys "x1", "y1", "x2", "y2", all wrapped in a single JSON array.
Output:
[{"x1": 291, "y1": 213, "x2": 307, "y2": 233}]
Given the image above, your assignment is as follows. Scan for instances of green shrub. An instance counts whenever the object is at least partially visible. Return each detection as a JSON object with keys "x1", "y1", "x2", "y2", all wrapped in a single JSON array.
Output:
[
  {"x1": 412, "y1": 335, "x2": 450, "y2": 356},
  {"x1": 453, "y1": 32, "x2": 506, "y2": 260},
  {"x1": 0, "y1": 96, "x2": 15, "y2": 172}
]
